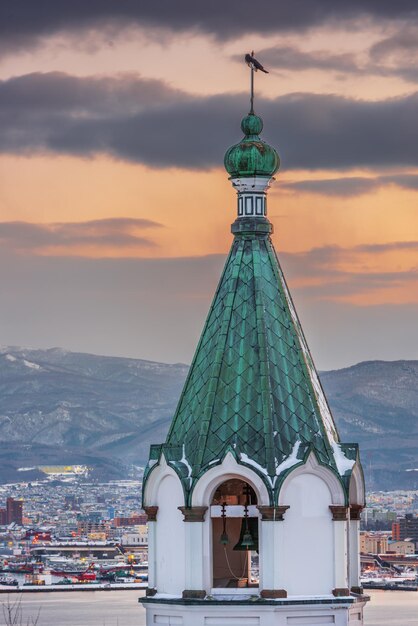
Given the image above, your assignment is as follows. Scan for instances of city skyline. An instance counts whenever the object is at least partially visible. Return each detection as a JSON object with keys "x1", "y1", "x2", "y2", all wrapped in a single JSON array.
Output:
[{"x1": 1, "y1": 3, "x2": 418, "y2": 369}]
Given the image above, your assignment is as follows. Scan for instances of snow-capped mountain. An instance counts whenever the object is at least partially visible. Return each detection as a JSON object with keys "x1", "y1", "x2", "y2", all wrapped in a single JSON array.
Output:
[{"x1": 0, "y1": 347, "x2": 416, "y2": 489}]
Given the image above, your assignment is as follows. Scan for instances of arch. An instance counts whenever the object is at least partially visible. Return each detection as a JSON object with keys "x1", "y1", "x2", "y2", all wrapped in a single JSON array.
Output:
[
  {"x1": 143, "y1": 454, "x2": 186, "y2": 506},
  {"x1": 349, "y1": 462, "x2": 366, "y2": 507},
  {"x1": 191, "y1": 452, "x2": 270, "y2": 507},
  {"x1": 277, "y1": 452, "x2": 346, "y2": 506}
]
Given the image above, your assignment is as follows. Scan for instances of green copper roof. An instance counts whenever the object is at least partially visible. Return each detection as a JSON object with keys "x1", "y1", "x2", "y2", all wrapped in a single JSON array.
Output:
[
  {"x1": 144, "y1": 217, "x2": 358, "y2": 505},
  {"x1": 224, "y1": 114, "x2": 280, "y2": 178}
]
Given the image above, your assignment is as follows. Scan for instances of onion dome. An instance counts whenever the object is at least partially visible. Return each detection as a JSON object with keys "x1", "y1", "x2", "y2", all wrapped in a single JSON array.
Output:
[{"x1": 224, "y1": 113, "x2": 280, "y2": 178}]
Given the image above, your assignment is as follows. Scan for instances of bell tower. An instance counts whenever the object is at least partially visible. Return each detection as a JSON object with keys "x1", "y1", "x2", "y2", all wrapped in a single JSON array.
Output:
[{"x1": 140, "y1": 56, "x2": 368, "y2": 626}]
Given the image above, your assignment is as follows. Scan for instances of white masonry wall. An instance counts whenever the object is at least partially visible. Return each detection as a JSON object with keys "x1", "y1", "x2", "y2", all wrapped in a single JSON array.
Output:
[
  {"x1": 281, "y1": 472, "x2": 334, "y2": 595},
  {"x1": 144, "y1": 599, "x2": 366, "y2": 626}
]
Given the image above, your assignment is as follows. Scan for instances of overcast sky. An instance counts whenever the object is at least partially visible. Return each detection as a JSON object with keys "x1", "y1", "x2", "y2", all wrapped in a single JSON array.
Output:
[{"x1": 1, "y1": 2, "x2": 418, "y2": 369}]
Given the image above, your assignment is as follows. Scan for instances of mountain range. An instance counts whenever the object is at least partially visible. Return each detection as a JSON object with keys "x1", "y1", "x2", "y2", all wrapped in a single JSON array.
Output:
[{"x1": 0, "y1": 346, "x2": 417, "y2": 490}]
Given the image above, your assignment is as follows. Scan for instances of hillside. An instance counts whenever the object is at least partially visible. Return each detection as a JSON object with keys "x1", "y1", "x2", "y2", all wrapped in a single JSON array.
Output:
[
  {"x1": 321, "y1": 360, "x2": 418, "y2": 491},
  {"x1": 0, "y1": 347, "x2": 416, "y2": 489},
  {"x1": 0, "y1": 347, "x2": 187, "y2": 482}
]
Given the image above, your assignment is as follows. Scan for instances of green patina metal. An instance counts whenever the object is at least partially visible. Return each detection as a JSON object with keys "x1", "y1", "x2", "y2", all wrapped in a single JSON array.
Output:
[
  {"x1": 143, "y1": 214, "x2": 357, "y2": 505},
  {"x1": 224, "y1": 114, "x2": 280, "y2": 179}
]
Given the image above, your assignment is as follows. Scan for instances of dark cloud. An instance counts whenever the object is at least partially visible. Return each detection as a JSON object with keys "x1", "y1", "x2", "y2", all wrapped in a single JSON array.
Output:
[
  {"x1": 250, "y1": 47, "x2": 361, "y2": 74},
  {"x1": 2, "y1": 72, "x2": 418, "y2": 172},
  {"x1": 280, "y1": 174, "x2": 418, "y2": 196},
  {"x1": 285, "y1": 240, "x2": 418, "y2": 265},
  {"x1": 0, "y1": 218, "x2": 162, "y2": 254},
  {"x1": 352, "y1": 241, "x2": 418, "y2": 254},
  {"x1": 366, "y1": 25, "x2": 418, "y2": 82},
  {"x1": 0, "y1": 72, "x2": 186, "y2": 115},
  {"x1": 1, "y1": 2, "x2": 418, "y2": 55},
  {"x1": 281, "y1": 242, "x2": 418, "y2": 297},
  {"x1": 280, "y1": 177, "x2": 380, "y2": 197},
  {"x1": 292, "y1": 270, "x2": 418, "y2": 301},
  {"x1": 242, "y1": 31, "x2": 418, "y2": 84},
  {"x1": 370, "y1": 24, "x2": 418, "y2": 61},
  {"x1": 387, "y1": 173, "x2": 418, "y2": 189}
]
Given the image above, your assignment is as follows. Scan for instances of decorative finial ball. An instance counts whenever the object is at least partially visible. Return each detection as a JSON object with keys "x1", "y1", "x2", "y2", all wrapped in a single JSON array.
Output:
[
  {"x1": 224, "y1": 113, "x2": 280, "y2": 179},
  {"x1": 241, "y1": 114, "x2": 263, "y2": 136}
]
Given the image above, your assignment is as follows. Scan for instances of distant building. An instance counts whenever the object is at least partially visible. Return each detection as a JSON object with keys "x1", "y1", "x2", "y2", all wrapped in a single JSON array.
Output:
[
  {"x1": 24, "y1": 530, "x2": 52, "y2": 542},
  {"x1": 88, "y1": 531, "x2": 107, "y2": 541},
  {"x1": 113, "y1": 514, "x2": 147, "y2": 527},
  {"x1": 0, "y1": 508, "x2": 7, "y2": 525},
  {"x1": 64, "y1": 495, "x2": 82, "y2": 510},
  {"x1": 6, "y1": 498, "x2": 23, "y2": 525},
  {"x1": 387, "y1": 540, "x2": 415, "y2": 555},
  {"x1": 362, "y1": 508, "x2": 397, "y2": 529},
  {"x1": 77, "y1": 520, "x2": 108, "y2": 537},
  {"x1": 398, "y1": 514, "x2": 418, "y2": 545},
  {"x1": 360, "y1": 531, "x2": 389, "y2": 554},
  {"x1": 392, "y1": 521, "x2": 401, "y2": 541},
  {"x1": 121, "y1": 526, "x2": 148, "y2": 546}
]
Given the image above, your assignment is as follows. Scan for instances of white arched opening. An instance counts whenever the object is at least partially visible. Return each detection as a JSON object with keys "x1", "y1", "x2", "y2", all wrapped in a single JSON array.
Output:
[
  {"x1": 211, "y1": 478, "x2": 259, "y2": 590},
  {"x1": 192, "y1": 453, "x2": 269, "y2": 593}
]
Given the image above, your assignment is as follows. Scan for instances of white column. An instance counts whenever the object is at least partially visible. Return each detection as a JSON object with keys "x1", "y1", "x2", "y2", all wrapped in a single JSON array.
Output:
[
  {"x1": 147, "y1": 521, "x2": 157, "y2": 589},
  {"x1": 259, "y1": 519, "x2": 272, "y2": 590},
  {"x1": 330, "y1": 506, "x2": 349, "y2": 594},
  {"x1": 349, "y1": 506, "x2": 363, "y2": 590},
  {"x1": 258, "y1": 506, "x2": 288, "y2": 598},
  {"x1": 144, "y1": 505, "x2": 158, "y2": 592},
  {"x1": 184, "y1": 522, "x2": 205, "y2": 590},
  {"x1": 178, "y1": 506, "x2": 207, "y2": 597}
]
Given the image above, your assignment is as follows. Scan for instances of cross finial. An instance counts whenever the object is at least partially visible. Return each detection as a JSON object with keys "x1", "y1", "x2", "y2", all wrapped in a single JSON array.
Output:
[{"x1": 244, "y1": 51, "x2": 269, "y2": 115}]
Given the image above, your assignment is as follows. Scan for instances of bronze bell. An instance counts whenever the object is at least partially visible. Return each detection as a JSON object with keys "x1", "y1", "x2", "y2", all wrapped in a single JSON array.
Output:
[{"x1": 233, "y1": 517, "x2": 258, "y2": 552}]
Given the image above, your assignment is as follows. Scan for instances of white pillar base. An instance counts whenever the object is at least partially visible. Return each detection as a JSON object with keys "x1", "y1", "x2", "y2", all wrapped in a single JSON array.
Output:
[{"x1": 142, "y1": 596, "x2": 368, "y2": 626}]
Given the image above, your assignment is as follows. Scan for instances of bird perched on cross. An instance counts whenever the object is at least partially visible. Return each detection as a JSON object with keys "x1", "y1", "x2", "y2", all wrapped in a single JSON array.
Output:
[{"x1": 245, "y1": 51, "x2": 269, "y2": 73}]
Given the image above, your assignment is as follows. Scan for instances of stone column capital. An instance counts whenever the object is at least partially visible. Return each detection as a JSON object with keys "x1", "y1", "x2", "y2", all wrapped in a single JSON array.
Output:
[
  {"x1": 350, "y1": 505, "x2": 364, "y2": 521},
  {"x1": 178, "y1": 506, "x2": 208, "y2": 522},
  {"x1": 329, "y1": 505, "x2": 349, "y2": 521},
  {"x1": 257, "y1": 505, "x2": 289, "y2": 521},
  {"x1": 144, "y1": 506, "x2": 158, "y2": 522}
]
